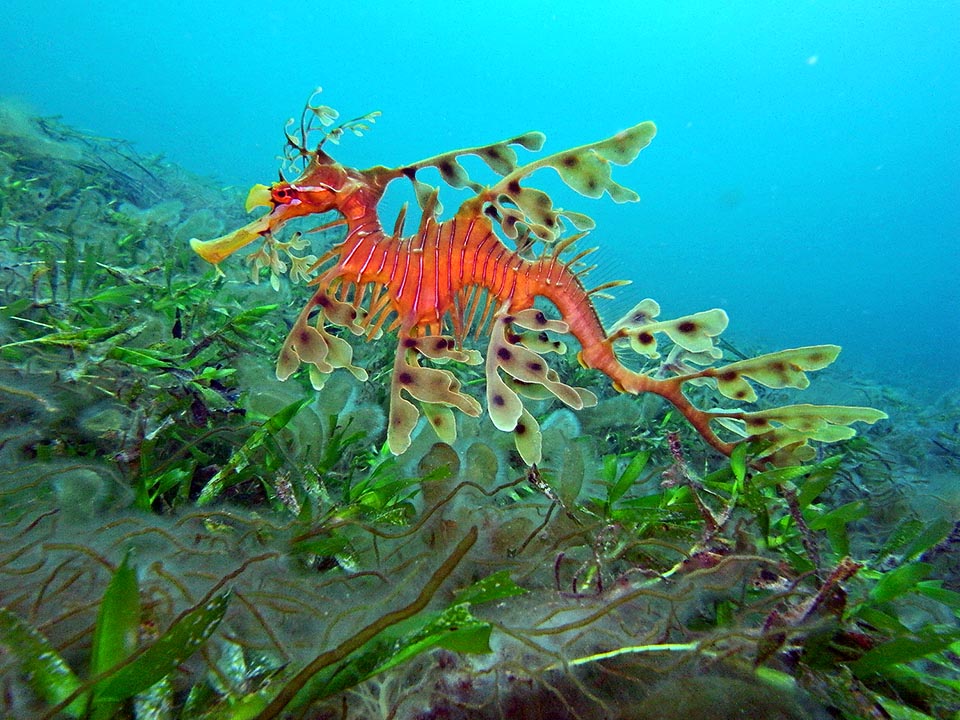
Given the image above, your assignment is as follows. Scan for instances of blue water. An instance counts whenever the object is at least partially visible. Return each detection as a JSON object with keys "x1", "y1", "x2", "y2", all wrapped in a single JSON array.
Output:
[{"x1": 3, "y1": 1, "x2": 957, "y2": 395}]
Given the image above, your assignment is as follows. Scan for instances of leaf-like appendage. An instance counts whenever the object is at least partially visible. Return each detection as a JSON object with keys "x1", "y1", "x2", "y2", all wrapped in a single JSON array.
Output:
[
  {"x1": 282, "y1": 88, "x2": 380, "y2": 173},
  {"x1": 513, "y1": 406, "x2": 542, "y2": 466},
  {"x1": 422, "y1": 402, "x2": 458, "y2": 444},
  {"x1": 593, "y1": 123, "x2": 658, "y2": 165},
  {"x1": 712, "y1": 346, "x2": 841, "y2": 402},
  {"x1": 438, "y1": 157, "x2": 473, "y2": 189},
  {"x1": 743, "y1": 404, "x2": 888, "y2": 433},
  {"x1": 732, "y1": 403, "x2": 888, "y2": 464},
  {"x1": 609, "y1": 300, "x2": 728, "y2": 360},
  {"x1": 276, "y1": 291, "x2": 368, "y2": 383},
  {"x1": 484, "y1": 307, "x2": 595, "y2": 465},
  {"x1": 478, "y1": 122, "x2": 656, "y2": 242},
  {"x1": 398, "y1": 133, "x2": 547, "y2": 201},
  {"x1": 386, "y1": 335, "x2": 483, "y2": 454},
  {"x1": 387, "y1": 390, "x2": 420, "y2": 456}
]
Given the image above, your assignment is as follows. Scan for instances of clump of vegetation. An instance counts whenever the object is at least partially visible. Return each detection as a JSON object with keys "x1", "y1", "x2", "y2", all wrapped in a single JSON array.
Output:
[{"x1": 1, "y1": 102, "x2": 957, "y2": 719}]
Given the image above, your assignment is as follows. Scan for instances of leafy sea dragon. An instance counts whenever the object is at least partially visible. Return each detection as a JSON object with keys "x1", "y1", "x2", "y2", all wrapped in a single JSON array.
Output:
[{"x1": 191, "y1": 91, "x2": 885, "y2": 466}]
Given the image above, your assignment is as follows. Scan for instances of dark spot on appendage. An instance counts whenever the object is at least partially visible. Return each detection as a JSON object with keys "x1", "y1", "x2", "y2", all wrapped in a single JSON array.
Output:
[
  {"x1": 561, "y1": 154, "x2": 578, "y2": 167},
  {"x1": 439, "y1": 160, "x2": 454, "y2": 176},
  {"x1": 735, "y1": 390, "x2": 748, "y2": 399},
  {"x1": 514, "y1": 422, "x2": 526, "y2": 435},
  {"x1": 638, "y1": 331, "x2": 654, "y2": 345},
  {"x1": 746, "y1": 417, "x2": 768, "y2": 428},
  {"x1": 507, "y1": 180, "x2": 521, "y2": 194},
  {"x1": 586, "y1": 178, "x2": 598, "y2": 191},
  {"x1": 527, "y1": 361, "x2": 543, "y2": 372},
  {"x1": 506, "y1": 332, "x2": 522, "y2": 344},
  {"x1": 402, "y1": 337, "x2": 418, "y2": 348},
  {"x1": 534, "y1": 311, "x2": 547, "y2": 325},
  {"x1": 401, "y1": 167, "x2": 416, "y2": 180},
  {"x1": 537, "y1": 332, "x2": 549, "y2": 342},
  {"x1": 677, "y1": 321, "x2": 697, "y2": 333},
  {"x1": 434, "y1": 337, "x2": 448, "y2": 350},
  {"x1": 502, "y1": 315, "x2": 514, "y2": 324},
  {"x1": 497, "y1": 347, "x2": 512, "y2": 361},
  {"x1": 492, "y1": 394, "x2": 506, "y2": 406},
  {"x1": 317, "y1": 295, "x2": 330, "y2": 307},
  {"x1": 398, "y1": 371, "x2": 413, "y2": 384},
  {"x1": 769, "y1": 361, "x2": 787, "y2": 373},
  {"x1": 720, "y1": 370, "x2": 738, "y2": 382}
]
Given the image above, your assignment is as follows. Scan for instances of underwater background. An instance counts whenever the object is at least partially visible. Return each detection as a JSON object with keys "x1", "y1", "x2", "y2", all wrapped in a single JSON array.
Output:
[{"x1": 1, "y1": 2, "x2": 959, "y2": 719}]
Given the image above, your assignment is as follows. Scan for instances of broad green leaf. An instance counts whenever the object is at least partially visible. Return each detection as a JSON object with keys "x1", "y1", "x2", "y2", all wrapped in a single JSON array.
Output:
[
  {"x1": 0, "y1": 296, "x2": 33, "y2": 318},
  {"x1": 84, "y1": 284, "x2": 143, "y2": 305},
  {"x1": 740, "y1": 477, "x2": 771, "y2": 542},
  {"x1": 901, "y1": 517, "x2": 953, "y2": 562},
  {"x1": 755, "y1": 455, "x2": 841, "y2": 490},
  {"x1": 193, "y1": 366, "x2": 238, "y2": 381},
  {"x1": 378, "y1": 604, "x2": 490, "y2": 670},
  {"x1": 454, "y1": 570, "x2": 527, "y2": 605},
  {"x1": 231, "y1": 304, "x2": 280, "y2": 323},
  {"x1": 559, "y1": 445, "x2": 584, "y2": 507},
  {"x1": 873, "y1": 518, "x2": 926, "y2": 564},
  {"x1": 729, "y1": 443, "x2": 747, "y2": 485},
  {"x1": 852, "y1": 626, "x2": 960, "y2": 676},
  {"x1": 854, "y1": 606, "x2": 911, "y2": 635},
  {"x1": 608, "y1": 451, "x2": 650, "y2": 506},
  {"x1": 795, "y1": 468, "x2": 837, "y2": 509},
  {"x1": 0, "y1": 608, "x2": 86, "y2": 717},
  {"x1": 293, "y1": 603, "x2": 490, "y2": 706},
  {"x1": 870, "y1": 562, "x2": 933, "y2": 604},
  {"x1": 916, "y1": 581, "x2": 960, "y2": 611},
  {"x1": 90, "y1": 551, "x2": 141, "y2": 717},
  {"x1": 876, "y1": 698, "x2": 939, "y2": 720},
  {"x1": 108, "y1": 346, "x2": 175, "y2": 369},
  {"x1": 808, "y1": 499, "x2": 869, "y2": 531},
  {"x1": 95, "y1": 591, "x2": 231, "y2": 702},
  {"x1": 808, "y1": 498, "x2": 868, "y2": 556},
  {"x1": 197, "y1": 397, "x2": 311, "y2": 504},
  {"x1": 601, "y1": 454, "x2": 618, "y2": 484},
  {"x1": 375, "y1": 604, "x2": 491, "y2": 674}
]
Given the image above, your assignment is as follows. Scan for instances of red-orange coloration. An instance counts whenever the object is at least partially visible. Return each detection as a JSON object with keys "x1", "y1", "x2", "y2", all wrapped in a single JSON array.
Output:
[{"x1": 192, "y1": 93, "x2": 884, "y2": 466}]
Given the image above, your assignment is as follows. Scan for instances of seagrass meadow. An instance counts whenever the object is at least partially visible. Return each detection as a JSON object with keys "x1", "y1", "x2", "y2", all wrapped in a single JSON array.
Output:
[{"x1": 1, "y1": 99, "x2": 959, "y2": 720}]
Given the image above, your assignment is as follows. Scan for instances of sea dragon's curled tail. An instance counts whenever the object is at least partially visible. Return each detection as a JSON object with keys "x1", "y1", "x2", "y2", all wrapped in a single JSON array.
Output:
[{"x1": 191, "y1": 90, "x2": 885, "y2": 467}]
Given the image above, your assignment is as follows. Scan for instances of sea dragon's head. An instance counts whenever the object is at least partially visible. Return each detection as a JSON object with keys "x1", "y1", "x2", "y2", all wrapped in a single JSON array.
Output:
[
  {"x1": 190, "y1": 150, "x2": 356, "y2": 266},
  {"x1": 192, "y1": 89, "x2": 382, "y2": 268}
]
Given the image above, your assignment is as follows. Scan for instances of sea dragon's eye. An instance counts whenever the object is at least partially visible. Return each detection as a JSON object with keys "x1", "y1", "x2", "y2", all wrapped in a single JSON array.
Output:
[{"x1": 271, "y1": 186, "x2": 295, "y2": 203}]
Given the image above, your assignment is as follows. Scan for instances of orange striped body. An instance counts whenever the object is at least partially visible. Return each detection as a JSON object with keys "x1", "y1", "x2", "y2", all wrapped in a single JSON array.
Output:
[{"x1": 334, "y1": 208, "x2": 604, "y2": 346}]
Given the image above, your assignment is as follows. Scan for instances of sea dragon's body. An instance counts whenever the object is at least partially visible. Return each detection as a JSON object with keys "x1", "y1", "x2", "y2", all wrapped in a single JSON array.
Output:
[{"x1": 192, "y1": 92, "x2": 884, "y2": 465}]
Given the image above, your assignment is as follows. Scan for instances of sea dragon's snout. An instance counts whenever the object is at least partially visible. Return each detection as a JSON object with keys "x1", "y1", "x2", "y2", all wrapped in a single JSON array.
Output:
[{"x1": 190, "y1": 184, "x2": 276, "y2": 265}]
